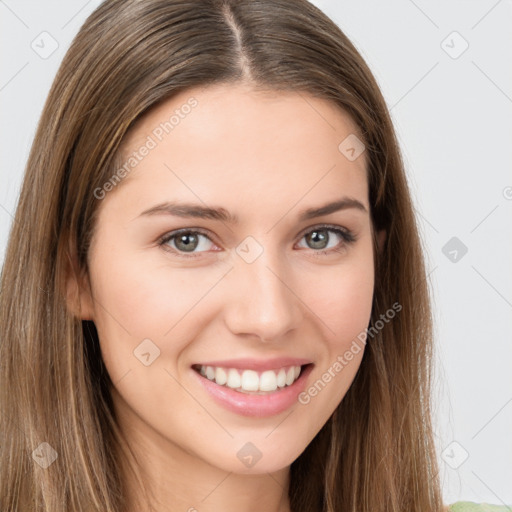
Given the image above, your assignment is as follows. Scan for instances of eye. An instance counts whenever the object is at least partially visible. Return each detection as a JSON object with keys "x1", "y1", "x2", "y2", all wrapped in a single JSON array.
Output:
[
  {"x1": 157, "y1": 224, "x2": 356, "y2": 259},
  {"x1": 158, "y1": 228, "x2": 217, "y2": 258},
  {"x1": 296, "y1": 224, "x2": 356, "y2": 256}
]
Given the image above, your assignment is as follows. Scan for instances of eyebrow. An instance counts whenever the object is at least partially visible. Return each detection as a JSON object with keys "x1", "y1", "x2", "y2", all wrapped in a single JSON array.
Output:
[{"x1": 135, "y1": 197, "x2": 367, "y2": 224}]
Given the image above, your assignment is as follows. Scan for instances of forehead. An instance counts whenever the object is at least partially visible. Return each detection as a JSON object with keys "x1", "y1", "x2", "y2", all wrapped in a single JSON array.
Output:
[
  {"x1": 124, "y1": 82, "x2": 364, "y2": 161},
  {"x1": 100, "y1": 83, "x2": 368, "y2": 220}
]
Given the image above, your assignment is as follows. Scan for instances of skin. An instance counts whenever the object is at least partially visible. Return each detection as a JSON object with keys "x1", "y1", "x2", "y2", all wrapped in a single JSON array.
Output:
[{"x1": 67, "y1": 82, "x2": 386, "y2": 512}]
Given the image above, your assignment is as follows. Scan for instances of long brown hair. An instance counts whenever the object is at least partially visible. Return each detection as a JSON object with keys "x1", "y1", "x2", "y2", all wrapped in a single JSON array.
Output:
[{"x1": 0, "y1": 0, "x2": 443, "y2": 510}]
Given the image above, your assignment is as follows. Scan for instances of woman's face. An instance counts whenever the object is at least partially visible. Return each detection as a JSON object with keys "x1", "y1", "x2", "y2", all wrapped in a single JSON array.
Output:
[{"x1": 76, "y1": 83, "x2": 377, "y2": 476}]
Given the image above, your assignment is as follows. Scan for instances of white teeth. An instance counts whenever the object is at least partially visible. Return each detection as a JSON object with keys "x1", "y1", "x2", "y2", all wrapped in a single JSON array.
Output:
[
  {"x1": 215, "y1": 367, "x2": 227, "y2": 386},
  {"x1": 198, "y1": 365, "x2": 303, "y2": 393},
  {"x1": 276, "y1": 368, "x2": 287, "y2": 387},
  {"x1": 259, "y1": 370, "x2": 278, "y2": 392},
  {"x1": 285, "y1": 367, "x2": 295, "y2": 386},
  {"x1": 227, "y1": 368, "x2": 241, "y2": 388},
  {"x1": 241, "y1": 370, "x2": 259, "y2": 391},
  {"x1": 205, "y1": 366, "x2": 215, "y2": 380}
]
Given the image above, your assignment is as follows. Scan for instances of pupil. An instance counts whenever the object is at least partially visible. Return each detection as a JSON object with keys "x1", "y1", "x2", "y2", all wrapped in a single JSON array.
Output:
[
  {"x1": 309, "y1": 230, "x2": 327, "y2": 249},
  {"x1": 177, "y1": 233, "x2": 197, "y2": 252}
]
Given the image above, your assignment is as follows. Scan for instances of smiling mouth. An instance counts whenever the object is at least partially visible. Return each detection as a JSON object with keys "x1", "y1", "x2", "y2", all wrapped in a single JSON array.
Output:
[{"x1": 191, "y1": 363, "x2": 313, "y2": 394}]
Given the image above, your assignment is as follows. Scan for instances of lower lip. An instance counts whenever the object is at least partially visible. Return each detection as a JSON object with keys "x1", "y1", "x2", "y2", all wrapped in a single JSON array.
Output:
[{"x1": 192, "y1": 364, "x2": 314, "y2": 417}]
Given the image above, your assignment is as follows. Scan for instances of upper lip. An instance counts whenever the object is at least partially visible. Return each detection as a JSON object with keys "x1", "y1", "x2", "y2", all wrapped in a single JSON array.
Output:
[{"x1": 192, "y1": 357, "x2": 313, "y2": 372}]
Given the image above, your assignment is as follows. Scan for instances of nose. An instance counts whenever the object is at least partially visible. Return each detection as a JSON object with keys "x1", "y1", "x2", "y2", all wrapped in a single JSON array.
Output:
[{"x1": 222, "y1": 249, "x2": 303, "y2": 342}]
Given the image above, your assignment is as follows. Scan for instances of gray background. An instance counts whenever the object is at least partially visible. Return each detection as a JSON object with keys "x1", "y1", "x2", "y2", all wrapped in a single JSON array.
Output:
[{"x1": 1, "y1": 0, "x2": 511, "y2": 505}]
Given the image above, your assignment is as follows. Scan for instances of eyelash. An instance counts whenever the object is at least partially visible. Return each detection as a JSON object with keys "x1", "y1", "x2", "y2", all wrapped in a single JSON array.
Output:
[{"x1": 157, "y1": 223, "x2": 357, "y2": 260}]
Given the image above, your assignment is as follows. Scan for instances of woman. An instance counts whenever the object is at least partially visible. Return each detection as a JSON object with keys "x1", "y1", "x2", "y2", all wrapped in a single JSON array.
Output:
[{"x1": 0, "y1": 0, "x2": 508, "y2": 511}]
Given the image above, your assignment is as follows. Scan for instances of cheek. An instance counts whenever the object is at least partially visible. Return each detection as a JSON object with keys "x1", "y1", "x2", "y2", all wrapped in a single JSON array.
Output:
[
  {"x1": 90, "y1": 248, "x2": 208, "y2": 330},
  {"x1": 87, "y1": 248, "x2": 227, "y2": 374},
  {"x1": 296, "y1": 253, "x2": 373, "y2": 435},
  {"x1": 305, "y1": 245, "x2": 375, "y2": 347},
  {"x1": 332, "y1": 270, "x2": 374, "y2": 344}
]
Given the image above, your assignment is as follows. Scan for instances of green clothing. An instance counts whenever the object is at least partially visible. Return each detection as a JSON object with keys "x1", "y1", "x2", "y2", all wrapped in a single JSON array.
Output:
[{"x1": 449, "y1": 502, "x2": 512, "y2": 512}]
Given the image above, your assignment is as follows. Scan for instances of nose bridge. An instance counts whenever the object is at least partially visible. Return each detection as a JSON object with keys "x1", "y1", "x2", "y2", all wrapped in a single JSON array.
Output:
[{"x1": 224, "y1": 236, "x2": 302, "y2": 341}]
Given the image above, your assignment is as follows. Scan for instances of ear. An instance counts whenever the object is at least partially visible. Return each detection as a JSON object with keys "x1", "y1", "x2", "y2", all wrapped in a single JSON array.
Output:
[
  {"x1": 63, "y1": 241, "x2": 95, "y2": 321},
  {"x1": 376, "y1": 229, "x2": 387, "y2": 254}
]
